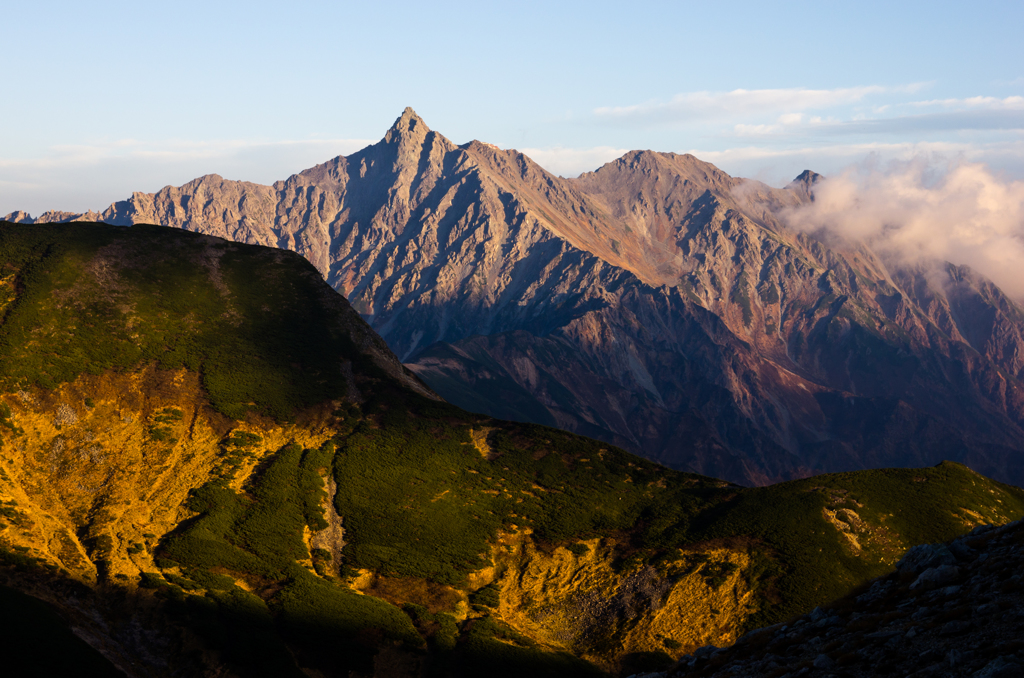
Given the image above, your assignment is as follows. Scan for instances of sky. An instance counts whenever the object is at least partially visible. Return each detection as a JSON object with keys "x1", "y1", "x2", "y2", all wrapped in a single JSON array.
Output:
[{"x1": 2, "y1": 0, "x2": 1022, "y2": 217}]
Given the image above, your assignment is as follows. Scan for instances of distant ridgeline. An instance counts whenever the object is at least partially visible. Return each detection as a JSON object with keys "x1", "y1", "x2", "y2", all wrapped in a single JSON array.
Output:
[
  {"x1": 0, "y1": 221, "x2": 1022, "y2": 677},
  {"x1": 10, "y1": 109, "x2": 1024, "y2": 489}
]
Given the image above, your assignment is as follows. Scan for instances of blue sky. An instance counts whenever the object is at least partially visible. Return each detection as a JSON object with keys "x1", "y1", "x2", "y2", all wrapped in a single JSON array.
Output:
[{"x1": 3, "y1": 0, "x2": 1022, "y2": 215}]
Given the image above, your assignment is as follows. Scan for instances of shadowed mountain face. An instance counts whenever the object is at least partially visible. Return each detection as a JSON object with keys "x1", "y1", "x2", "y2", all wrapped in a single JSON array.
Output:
[{"x1": 11, "y1": 108, "x2": 1024, "y2": 486}]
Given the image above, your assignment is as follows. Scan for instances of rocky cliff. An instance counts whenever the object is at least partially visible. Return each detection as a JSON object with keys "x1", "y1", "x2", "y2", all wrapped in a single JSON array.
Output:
[{"x1": 10, "y1": 109, "x2": 1024, "y2": 486}]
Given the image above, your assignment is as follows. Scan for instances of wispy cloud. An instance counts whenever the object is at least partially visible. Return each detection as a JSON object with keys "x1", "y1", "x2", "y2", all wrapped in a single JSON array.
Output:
[
  {"x1": 688, "y1": 141, "x2": 979, "y2": 164},
  {"x1": 593, "y1": 85, "x2": 924, "y2": 125},
  {"x1": 733, "y1": 113, "x2": 817, "y2": 137},
  {"x1": 519, "y1": 145, "x2": 629, "y2": 178},
  {"x1": 814, "y1": 109, "x2": 1024, "y2": 135},
  {"x1": 727, "y1": 110, "x2": 1024, "y2": 139},
  {"x1": 908, "y1": 95, "x2": 1024, "y2": 109},
  {"x1": 593, "y1": 86, "x2": 1024, "y2": 147}
]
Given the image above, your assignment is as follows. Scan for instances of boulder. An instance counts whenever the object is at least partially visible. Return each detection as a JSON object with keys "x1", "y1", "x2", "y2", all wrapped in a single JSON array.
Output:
[{"x1": 898, "y1": 544, "x2": 956, "y2": 575}]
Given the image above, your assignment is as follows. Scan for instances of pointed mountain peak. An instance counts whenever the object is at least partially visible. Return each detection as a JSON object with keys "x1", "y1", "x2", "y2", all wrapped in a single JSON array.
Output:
[
  {"x1": 384, "y1": 107, "x2": 430, "y2": 144},
  {"x1": 787, "y1": 170, "x2": 824, "y2": 200},
  {"x1": 789, "y1": 169, "x2": 823, "y2": 187}
]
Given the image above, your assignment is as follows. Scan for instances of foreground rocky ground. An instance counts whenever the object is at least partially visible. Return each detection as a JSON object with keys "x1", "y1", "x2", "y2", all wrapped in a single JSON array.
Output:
[{"x1": 636, "y1": 518, "x2": 1024, "y2": 678}]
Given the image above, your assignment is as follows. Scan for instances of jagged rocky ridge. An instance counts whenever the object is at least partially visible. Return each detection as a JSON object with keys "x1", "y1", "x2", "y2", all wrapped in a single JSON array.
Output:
[
  {"x1": 10, "y1": 109, "x2": 1024, "y2": 486},
  {"x1": 639, "y1": 519, "x2": 1024, "y2": 678}
]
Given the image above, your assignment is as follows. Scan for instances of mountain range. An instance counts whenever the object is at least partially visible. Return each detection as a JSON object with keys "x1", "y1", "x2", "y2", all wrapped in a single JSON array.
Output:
[
  {"x1": 9, "y1": 107, "x2": 1024, "y2": 489},
  {"x1": 1, "y1": 222, "x2": 1022, "y2": 676}
]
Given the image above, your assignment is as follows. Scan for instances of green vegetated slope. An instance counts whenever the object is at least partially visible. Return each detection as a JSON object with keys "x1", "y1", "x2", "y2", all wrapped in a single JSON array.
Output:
[
  {"x1": 0, "y1": 220, "x2": 370, "y2": 419},
  {"x1": 157, "y1": 409, "x2": 1024, "y2": 675},
  {"x1": 0, "y1": 221, "x2": 1022, "y2": 678}
]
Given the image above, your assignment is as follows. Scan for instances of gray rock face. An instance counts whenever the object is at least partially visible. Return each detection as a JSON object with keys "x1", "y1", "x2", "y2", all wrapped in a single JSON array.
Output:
[
  {"x1": 11, "y1": 108, "x2": 1024, "y2": 485},
  {"x1": 897, "y1": 543, "x2": 957, "y2": 575},
  {"x1": 910, "y1": 564, "x2": 961, "y2": 590}
]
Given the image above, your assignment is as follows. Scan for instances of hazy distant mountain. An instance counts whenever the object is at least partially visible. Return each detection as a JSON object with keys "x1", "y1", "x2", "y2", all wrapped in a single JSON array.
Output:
[{"x1": 12, "y1": 108, "x2": 1024, "y2": 486}]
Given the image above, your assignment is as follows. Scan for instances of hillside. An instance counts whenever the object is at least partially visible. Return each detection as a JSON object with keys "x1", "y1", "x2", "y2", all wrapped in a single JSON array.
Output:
[
  {"x1": 0, "y1": 222, "x2": 1023, "y2": 677},
  {"x1": 650, "y1": 518, "x2": 1024, "y2": 677},
  {"x1": 9, "y1": 109, "x2": 1024, "y2": 487}
]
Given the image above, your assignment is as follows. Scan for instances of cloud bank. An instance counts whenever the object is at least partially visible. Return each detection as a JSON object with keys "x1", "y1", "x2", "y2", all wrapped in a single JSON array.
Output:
[{"x1": 782, "y1": 158, "x2": 1024, "y2": 299}]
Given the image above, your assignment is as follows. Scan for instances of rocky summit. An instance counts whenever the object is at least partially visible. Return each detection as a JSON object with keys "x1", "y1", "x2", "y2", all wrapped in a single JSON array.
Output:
[
  {"x1": 639, "y1": 519, "x2": 1024, "y2": 678},
  {"x1": 9, "y1": 108, "x2": 1024, "y2": 488}
]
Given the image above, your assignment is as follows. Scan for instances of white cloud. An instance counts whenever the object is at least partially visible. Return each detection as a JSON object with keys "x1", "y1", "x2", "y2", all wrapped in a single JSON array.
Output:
[
  {"x1": 593, "y1": 85, "x2": 921, "y2": 125},
  {"x1": 519, "y1": 145, "x2": 630, "y2": 178},
  {"x1": 781, "y1": 158, "x2": 1024, "y2": 299},
  {"x1": 733, "y1": 123, "x2": 784, "y2": 136},
  {"x1": 815, "y1": 110, "x2": 1024, "y2": 135},
  {"x1": 718, "y1": 95, "x2": 1024, "y2": 141},
  {"x1": 689, "y1": 140, "x2": 973, "y2": 164},
  {"x1": 733, "y1": 113, "x2": 811, "y2": 137},
  {"x1": 680, "y1": 139, "x2": 1024, "y2": 200},
  {"x1": 593, "y1": 86, "x2": 1024, "y2": 144},
  {"x1": 908, "y1": 95, "x2": 1024, "y2": 109}
]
